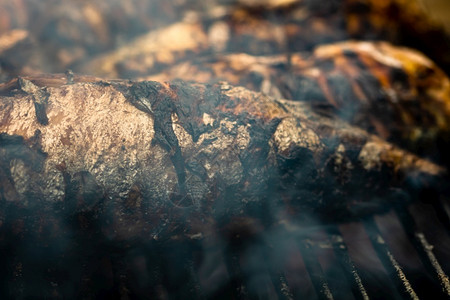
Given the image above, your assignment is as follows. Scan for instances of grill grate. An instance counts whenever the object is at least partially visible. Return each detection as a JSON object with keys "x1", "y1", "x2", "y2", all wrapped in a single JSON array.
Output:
[
  {"x1": 2, "y1": 199, "x2": 448, "y2": 299},
  {"x1": 430, "y1": 198, "x2": 450, "y2": 235},
  {"x1": 395, "y1": 205, "x2": 450, "y2": 296},
  {"x1": 363, "y1": 217, "x2": 419, "y2": 300},
  {"x1": 137, "y1": 199, "x2": 447, "y2": 300},
  {"x1": 172, "y1": 198, "x2": 450, "y2": 300},
  {"x1": 298, "y1": 239, "x2": 335, "y2": 300},
  {"x1": 327, "y1": 226, "x2": 370, "y2": 300}
]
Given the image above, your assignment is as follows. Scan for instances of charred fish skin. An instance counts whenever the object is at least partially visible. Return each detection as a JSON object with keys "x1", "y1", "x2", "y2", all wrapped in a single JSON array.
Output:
[
  {"x1": 146, "y1": 41, "x2": 450, "y2": 166},
  {"x1": 0, "y1": 1, "x2": 448, "y2": 297},
  {"x1": 0, "y1": 77, "x2": 446, "y2": 238},
  {"x1": 18, "y1": 77, "x2": 50, "y2": 126}
]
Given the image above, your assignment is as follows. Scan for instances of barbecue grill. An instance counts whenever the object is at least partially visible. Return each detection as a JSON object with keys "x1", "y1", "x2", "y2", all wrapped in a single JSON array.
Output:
[
  {"x1": 13, "y1": 197, "x2": 442, "y2": 299},
  {"x1": 2, "y1": 186, "x2": 448, "y2": 299},
  {"x1": 1, "y1": 0, "x2": 450, "y2": 299},
  {"x1": 114, "y1": 198, "x2": 449, "y2": 300}
]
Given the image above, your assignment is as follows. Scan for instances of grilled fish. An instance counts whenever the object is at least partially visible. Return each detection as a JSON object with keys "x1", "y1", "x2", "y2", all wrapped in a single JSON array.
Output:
[
  {"x1": 0, "y1": 76, "x2": 445, "y2": 243},
  {"x1": 145, "y1": 41, "x2": 450, "y2": 164}
]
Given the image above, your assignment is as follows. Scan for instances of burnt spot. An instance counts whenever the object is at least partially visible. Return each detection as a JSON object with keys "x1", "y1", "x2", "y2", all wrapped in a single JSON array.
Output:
[
  {"x1": 128, "y1": 82, "x2": 181, "y2": 153},
  {"x1": 123, "y1": 184, "x2": 144, "y2": 215},
  {"x1": 243, "y1": 71, "x2": 264, "y2": 91},
  {"x1": 185, "y1": 159, "x2": 208, "y2": 182},
  {"x1": 18, "y1": 77, "x2": 50, "y2": 126},
  {"x1": 275, "y1": 143, "x2": 322, "y2": 217},
  {"x1": 237, "y1": 117, "x2": 281, "y2": 214},
  {"x1": 278, "y1": 75, "x2": 328, "y2": 103},
  {"x1": 126, "y1": 81, "x2": 225, "y2": 208},
  {"x1": 169, "y1": 82, "x2": 214, "y2": 142},
  {"x1": 276, "y1": 144, "x2": 319, "y2": 188},
  {"x1": 130, "y1": 82, "x2": 188, "y2": 204},
  {"x1": 240, "y1": 117, "x2": 281, "y2": 171},
  {"x1": 65, "y1": 69, "x2": 74, "y2": 85},
  {"x1": 315, "y1": 59, "x2": 335, "y2": 72},
  {"x1": 33, "y1": 102, "x2": 49, "y2": 126},
  {"x1": 127, "y1": 81, "x2": 162, "y2": 114},
  {"x1": 305, "y1": 0, "x2": 342, "y2": 16},
  {"x1": 0, "y1": 133, "x2": 73, "y2": 298},
  {"x1": 342, "y1": 49, "x2": 359, "y2": 59},
  {"x1": 353, "y1": 71, "x2": 383, "y2": 99},
  {"x1": 389, "y1": 67, "x2": 410, "y2": 90},
  {"x1": 0, "y1": 133, "x2": 47, "y2": 174},
  {"x1": 351, "y1": 54, "x2": 371, "y2": 71},
  {"x1": 326, "y1": 73, "x2": 359, "y2": 115},
  {"x1": 63, "y1": 171, "x2": 104, "y2": 215}
]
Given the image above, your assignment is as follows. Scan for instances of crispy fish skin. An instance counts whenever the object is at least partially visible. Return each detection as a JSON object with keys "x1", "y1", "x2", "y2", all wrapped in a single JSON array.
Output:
[
  {"x1": 0, "y1": 75, "x2": 446, "y2": 298},
  {"x1": 0, "y1": 76, "x2": 445, "y2": 244},
  {"x1": 146, "y1": 41, "x2": 450, "y2": 163}
]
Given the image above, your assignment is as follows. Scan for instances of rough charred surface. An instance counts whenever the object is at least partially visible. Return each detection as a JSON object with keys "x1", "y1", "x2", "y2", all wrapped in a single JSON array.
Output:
[
  {"x1": 0, "y1": 75, "x2": 446, "y2": 298},
  {"x1": 0, "y1": 76, "x2": 445, "y2": 225},
  {"x1": 0, "y1": 1, "x2": 449, "y2": 298},
  {"x1": 147, "y1": 41, "x2": 450, "y2": 164}
]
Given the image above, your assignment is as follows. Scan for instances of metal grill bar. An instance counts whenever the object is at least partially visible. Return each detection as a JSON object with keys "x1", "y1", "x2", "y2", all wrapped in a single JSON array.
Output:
[
  {"x1": 395, "y1": 206, "x2": 450, "y2": 297},
  {"x1": 429, "y1": 198, "x2": 450, "y2": 234},
  {"x1": 327, "y1": 226, "x2": 370, "y2": 300},
  {"x1": 298, "y1": 239, "x2": 334, "y2": 300},
  {"x1": 147, "y1": 263, "x2": 167, "y2": 299},
  {"x1": 269, "y1": 271, "x2": 294, "y2": 300},
  {"x1": 363, "y1": 217, "x2": 419, "y2": 300},
  {"x1": 110, "y1": 251, "x2": 130, "y2": 299},
  {"x1": 224, "y1": 246, "x2": 249, "y2": 299},
  {"x1": 123, "y1": 243, "x2": 167, "y2": 299},
  {"x1": 183, "y1": 257, "x2": 205, "y2": 299},
  {"x1": 262, "y1": 242, "x2": 295, "y2": 300},
  {"x1": 153, "y1": 241, "x2": 205, "y2": 299}
]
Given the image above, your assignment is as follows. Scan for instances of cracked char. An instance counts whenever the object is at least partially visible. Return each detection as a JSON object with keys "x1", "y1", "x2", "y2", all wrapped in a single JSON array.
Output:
[
  {"x1": 146, "y1": 41, "x2": 450, "y2": 166},
  {"x1": 0, "y1": 76, "x2": 446, "y2": 241}
]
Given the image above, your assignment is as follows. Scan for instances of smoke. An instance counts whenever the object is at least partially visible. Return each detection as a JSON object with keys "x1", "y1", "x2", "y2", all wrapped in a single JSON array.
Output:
[{"x1": 0, "y1": 0, "x2": 449, "y2": 299}]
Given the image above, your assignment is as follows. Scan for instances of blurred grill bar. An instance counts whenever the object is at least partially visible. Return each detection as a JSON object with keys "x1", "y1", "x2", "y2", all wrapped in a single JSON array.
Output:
[
  {"x1": 177, "y1": 202, "x2": 450, "y2": 300},
  {"x1": 395, "y1": 205, "x2": 450, "y2": 297},
  {"x1": 363, "y1": 217, "x2": 419, "y2": 300},
  {"x1": 182, "y1": 256, "x2": 205, "y2": 298},
  {"x1": 269, "y1": 271, "x2": 294, "y2": 300},
  {"x1": 224, "y1": 245, "x2": 250, "y2": 299},
  {"x1": 327, "y1": 225, "x2": 370, "y2": 300},
  {"x1": 429, "y1": 198, "x2": 450, "y2": 234},
  {"x1": 262, "y1": 242, "x2": 295, "y2": 300},
  {"x1": 60, "y1": 201, "x2": 450, "y2": 299},
  {"x1": 298, "y1": 239, "x2": 334, "y2": 300}
]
